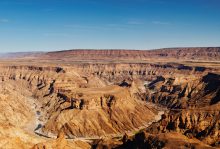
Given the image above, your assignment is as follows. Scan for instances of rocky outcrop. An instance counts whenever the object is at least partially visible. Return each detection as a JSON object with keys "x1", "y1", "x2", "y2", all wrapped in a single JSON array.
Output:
[
  {"x1": 32, "y1": 132, "x2": 91, "y2": 149},
  {"x1": 41, "y1": 85, "x2": 156, "y2": 138},
  {"x1": 145, "y1": 109, "x2": 220, "y2": 146},
  {"x1": 93, "y1": 131, "x2": 215, "y2": 149},
  {"x1": 145, "y1": 73, "x2": 220, "y2": 108}
]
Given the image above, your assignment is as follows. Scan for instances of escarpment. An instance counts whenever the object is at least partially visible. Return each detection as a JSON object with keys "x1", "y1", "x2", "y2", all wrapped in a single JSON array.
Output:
[{"x1": 29, "y1": 47, "x2": 220, "y2": 61}]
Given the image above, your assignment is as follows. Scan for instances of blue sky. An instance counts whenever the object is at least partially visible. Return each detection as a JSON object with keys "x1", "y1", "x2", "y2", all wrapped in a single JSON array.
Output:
[{"x1": 0, "y1": 0, "x2": 220, "y2": 52}]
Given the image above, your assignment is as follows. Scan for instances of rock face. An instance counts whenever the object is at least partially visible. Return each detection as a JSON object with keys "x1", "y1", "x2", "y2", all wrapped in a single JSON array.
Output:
[
  {"x1": 145, "y1": 73, "x2": 220, "y2": 108},
  {"x1": 0, "y1": 80, "x2": 34, "y2": 127},
  {"x1": 0, "y1": 48, "x2": 219, "y2": 148}
]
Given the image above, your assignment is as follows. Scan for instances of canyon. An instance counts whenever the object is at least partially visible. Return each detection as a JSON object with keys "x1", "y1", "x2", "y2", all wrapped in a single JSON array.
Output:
[{"x1": 0, "y1": 47, "x2": 219, "y2": 149}]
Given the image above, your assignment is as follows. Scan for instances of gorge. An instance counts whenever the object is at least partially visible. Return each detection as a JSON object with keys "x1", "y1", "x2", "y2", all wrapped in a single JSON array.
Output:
[{"x1": 0, "y1": 48, "x2": 219, "y2": 149}]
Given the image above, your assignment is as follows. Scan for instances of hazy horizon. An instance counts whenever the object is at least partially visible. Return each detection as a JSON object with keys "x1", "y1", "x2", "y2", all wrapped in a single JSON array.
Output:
[
  {"x1": 1, "y1": 46, "x2": 220, "y2": 54},
  {"x1": 0, "y1": 0, "x2": 220, "y2": 52}
]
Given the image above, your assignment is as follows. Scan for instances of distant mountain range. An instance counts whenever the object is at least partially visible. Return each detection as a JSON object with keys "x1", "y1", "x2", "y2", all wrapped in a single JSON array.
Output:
[
  {"x1": 0, "y1": 52, "x2": 43, "y2": 59},
  {"x1": 1, "y1": 47, "x2": 220, "y2": 61}
]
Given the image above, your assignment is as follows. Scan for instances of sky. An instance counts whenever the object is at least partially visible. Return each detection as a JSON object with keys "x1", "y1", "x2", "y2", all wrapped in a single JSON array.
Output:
[{"x1": 0, "y1": 0, "x2": 220, "y2": 53}]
